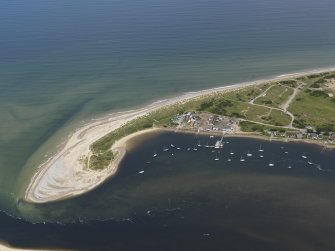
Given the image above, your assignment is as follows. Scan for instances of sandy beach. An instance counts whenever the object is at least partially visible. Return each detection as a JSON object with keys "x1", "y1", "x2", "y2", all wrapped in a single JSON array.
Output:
[{"x1": 24, "y1": 67, "x2": 335, "y2": 203}]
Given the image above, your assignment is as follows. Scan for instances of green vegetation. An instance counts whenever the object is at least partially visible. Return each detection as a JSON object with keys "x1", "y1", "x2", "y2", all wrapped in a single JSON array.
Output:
[
  {"x1": 289, "y1": 76, "x2": 335, "y2": 132},
  {"x1": 267, "y1": 110, "x2": 292, "y2": 126},
  {"x1": 279, "y1": 80, "x2": 299, "y2": 88},
  {"x1": 88, "y1": 71, "x2": 335, "y2": 170},
  {"x1": 89, "y1": 150, "x2": 114, "y2": 170},
  {"x1": 239, "y1": 121, "x2": 287, "y2": 134},
  {"x1": 254, "y1": 85, "x2": 293, "y2": 108}
]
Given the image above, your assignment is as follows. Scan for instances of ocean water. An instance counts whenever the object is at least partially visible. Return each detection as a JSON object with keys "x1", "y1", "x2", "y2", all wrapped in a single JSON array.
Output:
[{"x1": 1, "y1": 0, "x2": 335, "y2": 249}]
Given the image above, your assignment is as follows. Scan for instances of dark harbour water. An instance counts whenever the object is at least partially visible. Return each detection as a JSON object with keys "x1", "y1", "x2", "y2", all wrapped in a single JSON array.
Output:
[{"x1": 2, "y1": 132, "x2": 335, "y2": 250}]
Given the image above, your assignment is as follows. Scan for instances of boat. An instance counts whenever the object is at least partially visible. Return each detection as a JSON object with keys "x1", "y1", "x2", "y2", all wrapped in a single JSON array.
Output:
[
  {"x1": 301, "y1": 153, "x2": 307, "y2": 159},
  {"x1": 227, "y1": 158, "x2": 232, "y2": 162},
  {"x1": 268, "y1": 161, "x2": 274, "y2": 167},
  {"x1": 146, "y1": 161, "x2": 151, "y2": 164},
  {"x1": 258, "y1": 145, "x2": 264, "y2": 152},
  {"x1": 287, "y1": 165, "x2": 292, "y2": 169},
  {"x1": 163, "y1": 146, "x2": 169, "y2": 152},
  {"x1": 193, "y1": 146, "x2": 198, "y2": 151},
  {"x1": 259, "y1": 154, "x2": 264, "y2": 158},
  {"x1": 214, "y1": 156, "x2": 219, "y2": 161},
  {"x1": 197, "y1": 141, "x2": 202, "y2": 147},
  {"x1": 230, "y1": 151, "x2": 234, "y2": 155},
  {"x1": 246, "y1": 150, "x2": 252, "y2": 157},
  {"x1": 284, "y1": 151, "x2": 288, "y2": 154},
  {"x1": 205, "y1": 142, "x2": 210, "y2": 148},
  {"x1": 176, "y1": 147, "x2": 181, "y2": 150},
  {"x1": 138, "y1": 170, "x2": 145, "y2": 174},
  {"x1": 187, "y1": 147, "x2": 191, "y2": 151},
  {"x1": 307, "y1": 160, "x2": 313, "y2": 165},
  {"x1": 210, "y1": 135, "x2": 214, "y2": 138},
  {"x1": 153, "y1": 153, "x2": 158, "y2": 158},
  {"x1": 170, "y1": 144, "x2": 175, "y2": 148},
  {"x1": 214, "y1": 140, "x2": 224, "y2": 149},
  {"x1": 240, "y1": 156, "x2": 245, "y2": 162}
]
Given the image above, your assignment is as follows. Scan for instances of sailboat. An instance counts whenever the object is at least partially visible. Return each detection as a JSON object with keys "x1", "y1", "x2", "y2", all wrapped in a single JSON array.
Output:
[
  {"x1": 230, "y1": 151, "x2": 234, "y2": 155},
  {"x1": 214, "y1": 155, "x2": 220, "y2": 161},
  {"x1": 240, "y1": 156, "x2": 245, "y2": 162},
  {"x1": 301, "y1": 152, "x2": 307, "y2": 159},
  {"x1": 214, "y1": 133, "x2": 224, "y2": 149},
  {"x1": 259, "y1": 154, "x2": 264, "y2": 158},
  {"x1": 153, "y1": 152, "x2": 158, "y2": 158},
  {"x1": 247, "y1": 150, "x2": 253, "y2": 157},
  {"x1": 268, "y1": 161, "x2": 274, "y2": 167},
  {"x1": 227, "y1": 158, "x2": 232, "y2": 162},
  {"x1": 307, "y1": 159, "x2": 313, "y2": 165},
  {"x1": 197, "y1": 141, "x2": 202, "y2": 147}
]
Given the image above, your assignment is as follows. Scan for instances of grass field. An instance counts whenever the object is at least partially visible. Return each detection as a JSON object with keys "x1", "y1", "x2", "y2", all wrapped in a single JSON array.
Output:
[
  {"x1": 289, "y1": 89, "x2": 335, "y2": 131},
  {"x1": 254, "y1": 85, "x2": 293, "y2": 108}
]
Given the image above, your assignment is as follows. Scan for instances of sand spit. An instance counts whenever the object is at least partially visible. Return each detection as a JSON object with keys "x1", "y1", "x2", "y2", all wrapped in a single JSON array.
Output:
[{"x1": 24, "y1": 67, "x2": 335, "y2": 203}]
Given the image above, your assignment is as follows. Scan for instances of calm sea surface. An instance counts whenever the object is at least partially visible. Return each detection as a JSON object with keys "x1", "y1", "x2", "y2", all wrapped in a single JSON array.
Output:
[{"x1": 1, "y1": 0, "x2": 335, "y2": 250}]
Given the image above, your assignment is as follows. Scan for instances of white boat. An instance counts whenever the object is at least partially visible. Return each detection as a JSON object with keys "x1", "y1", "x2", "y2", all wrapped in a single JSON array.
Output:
[
  {"x1": 247, "y1": 150, "x2": 252, "y2": 157},
  {"x1": 308, "y1": 160, "x2": 313, "y2": 165},
  {"x1": 301, "y1": 153, "x2": 307, "y2": 159},
  {"x1": 187, "y1": 148, "x2": 191, "y2": 151},
  {"x1": 153, "y1": 153, "x2": 158, "y2": 158},
  {"x1": 260, "y1": 155, "x2": 264, "y2": 158},
  {"x1": 197, "y1": 141, "x2": 202, "y2": 147},
  {"x1": 163, "y1": 147, "x2": 169, "y2": 152},
  {"x1": 210, "y1": 135, "x2": 214, "y2": 138},
  {"x1": 214, "y1": 140, "x2": 224, "y2": 149},
  {"x1": 193, "y1": 147, "x2": 198, "y2": 151},
  {"x1": 138, "y1": 170, "x2": 145, "y2": 174},
  {"x1": 230, "y1": 151, "x2": 234, "y2": 155},
  {"x1": 176, "y1": 147, "x2": 181, "y2": 150},
  {"x1": 240, "y1": 156, "x2": 245, "y2": 162},
  {"x1": 205, "y1": 143, "x2": 210, "y2": 148},
  {"x1": 284, "y1": 151, "x2": 288, "y2": 154},
  {"x1": 170, "y1": 144, "x2": 175, "y2": 148},
  {"x1": 268, "y1": 161, "x2": 274, "y2": 167},
  {"x1": 227, "y1": 158, "x2": 232, "y2": 162},
  {"x1": 214, "y1": 156, "x2": 219, "y2": 161},
  {"x1": 287, "y1": 165, "x2": 292, "y2": 169}
]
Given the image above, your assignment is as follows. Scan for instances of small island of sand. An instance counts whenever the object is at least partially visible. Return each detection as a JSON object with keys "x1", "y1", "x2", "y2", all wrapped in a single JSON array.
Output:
[{"x1": 24, "y1": 67, "x2": 335, "y2": 203}]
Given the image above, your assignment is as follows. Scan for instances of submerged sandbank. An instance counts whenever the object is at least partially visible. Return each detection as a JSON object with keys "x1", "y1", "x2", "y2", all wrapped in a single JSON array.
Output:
[{"x1": 24, "y1": 66, "x2": 335, "y2": 203}]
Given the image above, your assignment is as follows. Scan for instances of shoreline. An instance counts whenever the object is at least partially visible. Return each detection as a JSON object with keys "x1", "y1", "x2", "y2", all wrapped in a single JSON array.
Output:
[
  {"x1": 167, "y1": 127, "x2": 335, "y2": 149},
  {"x1": 24, "y1": 66, "x2": 335, "y2": 204}
]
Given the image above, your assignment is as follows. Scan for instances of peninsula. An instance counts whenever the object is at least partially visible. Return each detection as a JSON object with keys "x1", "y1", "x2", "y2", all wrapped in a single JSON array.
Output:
[{"x1": 24, "y1": 68, "x2": 335, "y2": 203}]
